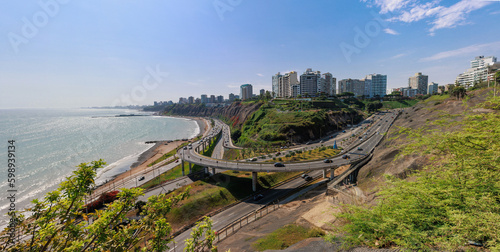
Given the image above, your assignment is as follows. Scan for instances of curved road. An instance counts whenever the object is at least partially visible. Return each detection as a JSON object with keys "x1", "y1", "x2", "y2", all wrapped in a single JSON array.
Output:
[{"x1": 178, "y1": 111, "x2": 398, "y2": 173}]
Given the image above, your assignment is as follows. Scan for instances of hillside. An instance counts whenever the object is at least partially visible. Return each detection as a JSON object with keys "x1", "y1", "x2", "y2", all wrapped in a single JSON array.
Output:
[{"x1": 358, "y1": 88, "x2": 493, "y2": 196}]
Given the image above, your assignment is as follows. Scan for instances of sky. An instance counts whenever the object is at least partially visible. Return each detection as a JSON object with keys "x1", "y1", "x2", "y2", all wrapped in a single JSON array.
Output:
[{"x1": 0, "y1": 0, "x2": 499, "y2": 108}]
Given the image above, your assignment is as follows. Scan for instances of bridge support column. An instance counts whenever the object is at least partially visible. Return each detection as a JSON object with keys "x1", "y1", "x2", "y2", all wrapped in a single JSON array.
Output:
[
  {"x1": 181, "y1": 160, "x2": 185, "y2": 176},
  {"x1": 189, "y1": 162, "x2": 192, "y2": 174},
  {"x1": 252, "y1": 172, "x2": 257, "y2": 192},
  {"x1": 323, "y1": 169, "x2": 327, "y2": 178},
  {"x1": 330, "y1": 169, "x2": 335, "y2": 180},
  {"x1": 212, "y1": 168, "x2": 216, "y2": 175}
]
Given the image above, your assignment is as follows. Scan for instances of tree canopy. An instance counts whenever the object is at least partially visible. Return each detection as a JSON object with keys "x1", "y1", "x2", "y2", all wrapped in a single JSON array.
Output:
[{"x1": 0, "y1": 160, "x2": 217, "y2": 252}]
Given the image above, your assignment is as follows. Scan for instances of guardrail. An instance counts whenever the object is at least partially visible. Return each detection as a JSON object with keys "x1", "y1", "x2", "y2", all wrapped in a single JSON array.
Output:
[{"x1": 214, "y1": 200, "x2": 281, "y2": 243}]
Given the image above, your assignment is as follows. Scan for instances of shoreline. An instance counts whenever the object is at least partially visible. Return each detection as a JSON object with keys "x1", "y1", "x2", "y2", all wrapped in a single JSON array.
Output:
[{"x1": 95, "y1": 116, "x2": 209, "y2": 194}]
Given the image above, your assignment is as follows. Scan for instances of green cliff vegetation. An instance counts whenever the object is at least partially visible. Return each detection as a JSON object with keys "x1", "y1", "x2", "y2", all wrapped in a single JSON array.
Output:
[
  {"x1": 330, "y1": 95, "x2": 500, "y2": 251},
  {"x1": 0, "y1": 160, "x2": 217, "y2": 252}
]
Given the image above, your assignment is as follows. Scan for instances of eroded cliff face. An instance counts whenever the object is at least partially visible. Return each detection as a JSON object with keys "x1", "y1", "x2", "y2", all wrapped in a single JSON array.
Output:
[{"x1": 162, "y1": 102, "x2": 263, "y2": 127}]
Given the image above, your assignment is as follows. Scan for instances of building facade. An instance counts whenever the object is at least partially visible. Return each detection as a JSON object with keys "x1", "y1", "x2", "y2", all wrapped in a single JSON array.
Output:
[
  {"x1": 338, "y1": 79, "x2": 365, "y2": 97},
  {"x1": 272, "y1": 73, "x2": 282, "y2": 98},
  {"x1": 456, "y1": 56, "x2": 497, "y2": 87},
  {"x1": 409, "y1": 72, "x2": 428, "y2": 95},
  {"x1": 365, "y1": 74, "x2": 387, "y2": 98},
  {"x1": 300, "y1": 68, "x2": 321, "y2": 97},
  {"x1": 428, "y1": 82, "x2": 439, "y2": 95},
  {"x1": 240, "y1": 84, "x2": 253, "y2": 100},
  {"x1": 201, "y1": 94, "x2": 208, "y2": 104}
]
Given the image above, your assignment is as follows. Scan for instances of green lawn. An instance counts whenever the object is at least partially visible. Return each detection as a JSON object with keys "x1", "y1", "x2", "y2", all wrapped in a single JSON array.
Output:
[{"x1": 252, "y1": 224, "x2": 325, "y2": 251}]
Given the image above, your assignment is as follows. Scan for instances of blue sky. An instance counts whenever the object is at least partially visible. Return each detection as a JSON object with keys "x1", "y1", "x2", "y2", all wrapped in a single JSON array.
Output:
[{"x1": 1, "y1": 0, "x2": 499, "y2": 108}]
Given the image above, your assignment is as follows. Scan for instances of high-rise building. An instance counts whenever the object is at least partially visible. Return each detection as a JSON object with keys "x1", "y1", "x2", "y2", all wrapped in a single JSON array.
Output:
[
  {"x1": 195, "y1": 98, "x2": 201, "y2": 104},
  {"x1": 292, "y1": 84, "x2": 300, "y2": 98},
  {"x1": 260, "y1": 89, "x2": 265, "y2": 96},
  {"x1": 228, "y1": 93, "x2": 235, "y2": 102},
  {"x1": 428, "y1": 82, "x2": 439, "y2": 95},
  {"x1": 456, "y1": 56, "x2": 497, "y2": 86},
  {"x1": 409, "y1": 72, "x2": 428, "y2": 95},
  {"x1": 365, "y1": 74, "x2": 387, "y2": 98},
  {"x1": 338, "y1": 79, "x2": 365, "y2": 97},
  {"x1": 300, "y1": 68, "x2": 321, "y2": 96},
  {"x1": 178, "y1": 97, "x2": 188, "y2": 104},
  {"x1": 201, "y1": 94, "x2": 208, "y2": 104},
  {"x1": 272, "y1": 72, "x2": 282, "y2": 98},
  {"x1": 240, "y1": 84, "x2": 253, "y2": 100},
  {"x1": 217, "y1": 95, "x2": 224, "y2": 103},
  {"x1": 318, "y1": 72, "x2": 336, "y2": 96},
  {"x1": 188, "y1": 96, "x2": 194, "y2": 104},
  {"x1": 278, "y1": 71, "x2": 299, "y2": 98},
  {"x1": 210, "y1": 95, "x2": 216, "y2": 103}
]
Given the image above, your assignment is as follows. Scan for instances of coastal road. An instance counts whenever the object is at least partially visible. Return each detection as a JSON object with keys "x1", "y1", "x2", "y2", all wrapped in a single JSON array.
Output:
[
  {"x1": 168, "y1": 111, "x2": 399, "y2": 251},
  {"x1": 178, "y1": 111, "x2": 397, "y2": 173}
]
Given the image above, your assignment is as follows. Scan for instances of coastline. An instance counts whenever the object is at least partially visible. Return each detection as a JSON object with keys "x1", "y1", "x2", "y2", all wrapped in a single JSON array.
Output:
[{"x1": 94, "y1": 116, "x2": 209, "y2": 195}]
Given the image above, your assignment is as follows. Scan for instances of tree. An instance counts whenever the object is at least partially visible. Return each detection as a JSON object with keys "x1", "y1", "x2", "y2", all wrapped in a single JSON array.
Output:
[
  {"x1": 0, "y1": 160, "x2": 216, "y2": 252},
  {"x1": 330, "y1": 104, "x2": 500, "y2": 251}
]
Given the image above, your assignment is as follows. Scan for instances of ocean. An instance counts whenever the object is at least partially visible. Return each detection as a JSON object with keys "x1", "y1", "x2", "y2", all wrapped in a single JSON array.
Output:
[{"x1": 0, "y1": 108, "x2": 199, "y2": 229}]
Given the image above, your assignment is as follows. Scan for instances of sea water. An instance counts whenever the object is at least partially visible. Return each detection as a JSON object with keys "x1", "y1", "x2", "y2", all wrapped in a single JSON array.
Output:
[{"x1": 0, "y1": 108, "x2": 199, "y2": 229}]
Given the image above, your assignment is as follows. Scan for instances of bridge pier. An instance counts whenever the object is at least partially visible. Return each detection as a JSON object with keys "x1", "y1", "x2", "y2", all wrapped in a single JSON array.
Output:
[
  {"x1": 181, "y1": 160, "x2": 185, "y2": 176},
  {"x1": 189, "y1": 162, "x2": 192, "y2": 174},
  {"x1": 330, "y1": 169, "x2": 335, "y2": 180},
  {"x1": 212, "y1": 167, "x2": 216, "y2": 175},
  {"x1": 252, "y1": 172, "x2": 257, "y2": 192},
  {"x1": 323, "y1": 169, "x2": 327, "y2": 178}
]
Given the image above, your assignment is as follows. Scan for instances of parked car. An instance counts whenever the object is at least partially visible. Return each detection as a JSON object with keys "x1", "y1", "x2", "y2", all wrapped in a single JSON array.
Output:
[
  {"x1": 323, "y1": 159, "x2": 332, "y2": 163},
  {"x1": 247, "y1": 157, "x2": 257, "y2": 162},
  {"x1": 274, "y1": 162, "x2": 285, "y2": 167}
]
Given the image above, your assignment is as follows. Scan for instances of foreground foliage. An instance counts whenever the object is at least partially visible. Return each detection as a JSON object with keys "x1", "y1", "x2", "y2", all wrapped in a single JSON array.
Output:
[
  {"x1": 0, "y1": 160, "x2": 217, "y2": 251},
  {"x1": 331, "y1": 99, "x2": 500, "y2": 250}
]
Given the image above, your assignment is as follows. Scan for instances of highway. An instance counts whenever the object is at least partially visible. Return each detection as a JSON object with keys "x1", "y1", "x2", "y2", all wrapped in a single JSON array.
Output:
[
  {"x1": 178, "y1": 111, "x2": 398, "y2": 173},
  {"x1": 168, "y1": 111, "x2": 399, "y2": 251}
]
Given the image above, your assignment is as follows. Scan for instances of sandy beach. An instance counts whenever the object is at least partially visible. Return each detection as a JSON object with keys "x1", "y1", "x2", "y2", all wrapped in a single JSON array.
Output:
[{"x1": 93, "y1": 117, "x2": 209, "y2": 195}]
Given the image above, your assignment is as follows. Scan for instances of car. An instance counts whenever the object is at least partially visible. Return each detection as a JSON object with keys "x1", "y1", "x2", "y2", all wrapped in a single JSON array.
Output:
[
  {"x1": 175, "y1": 159, "x2": 179, "y2": 163},
  {"x1": 306, "y1": 142, "x2": 311, "y2": 145},
  {"x1": 138, "y1": 176, "x2": 145, "y2": 181},
  {"x1": 247, "y1": 157, "x2": 257, "y2": 162},
  {"x1": 342, "y1": 130, "x2": 346, "y2": 133},
  {"x1": 357, "y1": 147, "x2": 363, "y2": 151},
  {"x1": 274, "y1": 162, "x2": 285, "y2": 167},
  {"x1": 301, "y1": 174, "x2": 308, "y2": 178},
  {"x1": 359, "y1": 136, "x2": 363, "y2": 139},
  {"x1": 183, "y1": 146, "x2": 187, "y2": 150},
  {"x1": 253, "y1": 194, "x2": 264, "y2": 201},
  {"x1": 304, "y1": 175, "x2": 313, "y2": 181},
  {"x1": 188, "y1": 146, "x2": 192, "y2": 149},
  {"x1": 323, "y1": 159, "x2": 332, "y2": 163},
  {"x1": 342, "y1": 154, "x2": 350, "y2": 159}
]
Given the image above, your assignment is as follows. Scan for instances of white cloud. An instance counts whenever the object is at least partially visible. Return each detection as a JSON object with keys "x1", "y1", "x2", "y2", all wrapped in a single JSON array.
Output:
[
  {"x1": 491, "y1": 10, "x2": 500, "y2": 15},
  {"x1": 420, "y1": 41, "x2": 500, "y2": 62},
  {"x1": 362, "y1": 0, "x2": 412, "y2": 14},
  {"x1": 431, "y1": 0, "x2": 491, "y2": 32},
  {"x1": 384, "y1": 28, "x2": 400, "y2": 35},
  {"x1": 256, "y1": 73, "x2": 264, "y2": 77},
  {"x1": 391, "y1": 53, "x2": 408, "y2": 59},
  {"x1": 362, "y1": 0, "x2": 492, "y2": 34}
]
